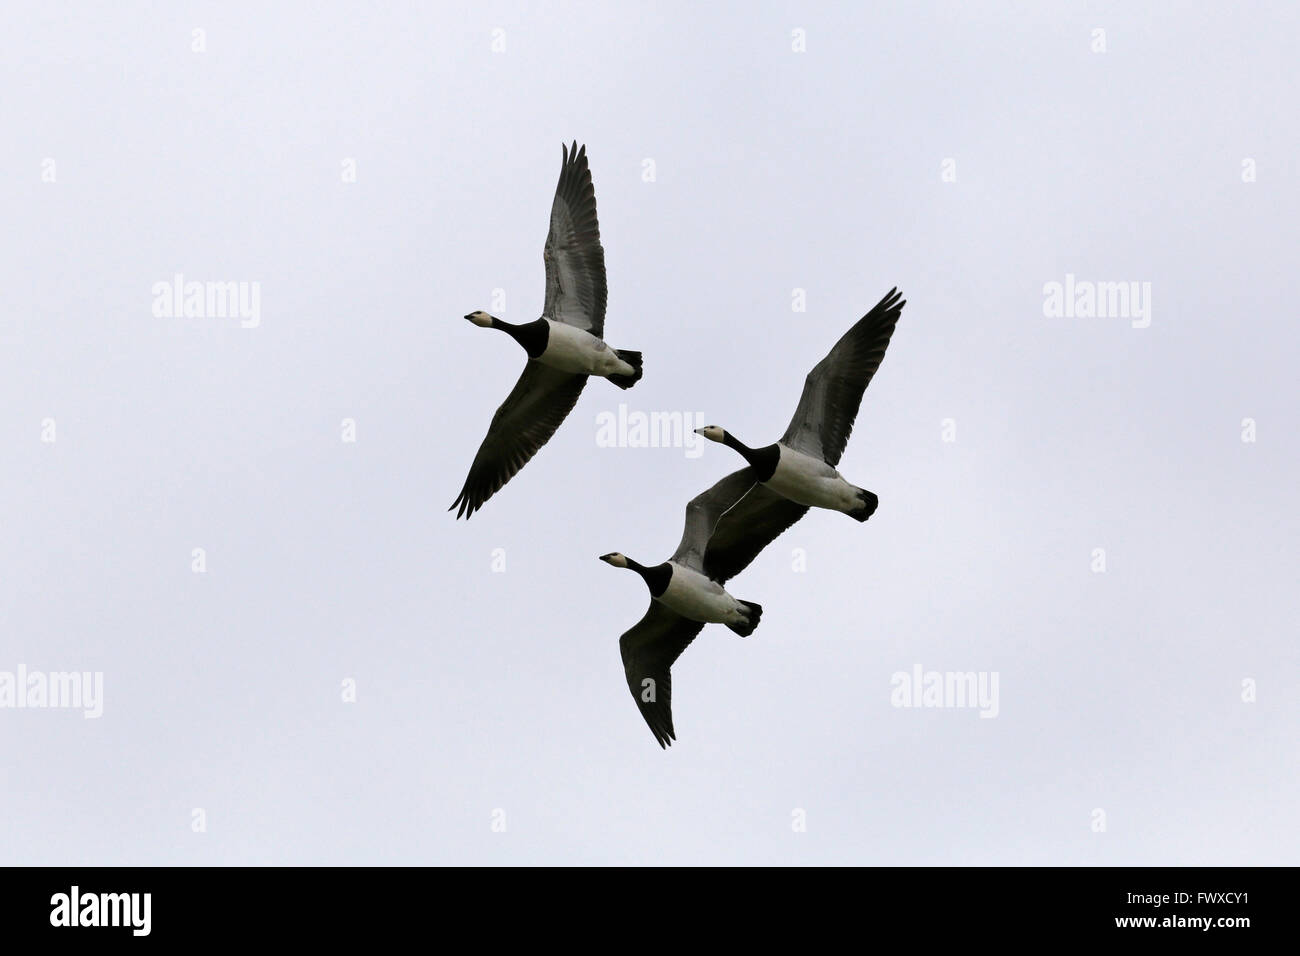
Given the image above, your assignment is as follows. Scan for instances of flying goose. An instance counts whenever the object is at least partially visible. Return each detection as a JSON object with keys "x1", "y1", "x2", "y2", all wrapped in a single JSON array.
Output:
[
  {"x1": 695, "y1": 288, "x2": 905, "y2": 521},
  {"x1": 451, "y1": 142, "x2": 643, "y2": 519},
  {"x1": 602, "y1": 467, "x2": 816, "y2": 747}
]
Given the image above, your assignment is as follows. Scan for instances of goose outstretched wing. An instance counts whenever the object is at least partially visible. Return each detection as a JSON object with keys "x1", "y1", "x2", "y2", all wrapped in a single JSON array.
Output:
[
  {"x1": 449, "y1": 362, "x2": 586, "y2": 519},
  {"x1": 671, "y1": 467, "x2": 761, "y2": 573},
  {"x1": 619, "y1": 602, "x2": 706, "y2": 748},
  {"x1": 543, "y1": 142, "x2": 607, "y2": 337},
  {"x1": 702, "y1": 486, "x2": 809, "y2": 585},
  {"x1": 780, "y1": 288, "x2": 905, "y2": 466},
  {"x1": 671, "y1": 468, "x2": 810, "y2": 583}
]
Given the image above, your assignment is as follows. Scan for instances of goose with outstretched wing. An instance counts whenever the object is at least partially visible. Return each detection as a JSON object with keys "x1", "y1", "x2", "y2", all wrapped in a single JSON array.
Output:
[
  {"x1": 695, "y1": 288, "x2": 905, "y2": 521},
  {"x1": 601, "y1": 469, "x2": 809, "y2": 747},
  {"x1": 451, "y1": 142, "x2": 643, "y2": 519}
]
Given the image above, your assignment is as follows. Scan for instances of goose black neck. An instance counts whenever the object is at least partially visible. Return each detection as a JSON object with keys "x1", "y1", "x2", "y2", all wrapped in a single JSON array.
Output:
[
  {"x1": 721, "y1": 431, "x2": 757, "y2": 461},
  {"x1": 491, "y1": 317, "x2": 547, "y2": 359},
  {"x1": 723, "y1": 432, "x2": 779, "y2": 481},
  {"x1": 627, "y1": 559, "x2": 671, "y2": 598}
]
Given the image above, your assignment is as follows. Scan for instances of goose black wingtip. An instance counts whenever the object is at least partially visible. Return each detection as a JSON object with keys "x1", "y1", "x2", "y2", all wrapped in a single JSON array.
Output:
[{"x1": 449, "y1": 492, "x2": 476, "y2": 520}]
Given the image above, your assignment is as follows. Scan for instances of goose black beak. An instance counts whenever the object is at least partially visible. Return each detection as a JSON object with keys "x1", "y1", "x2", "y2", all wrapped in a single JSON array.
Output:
[
  {"x1": 598, "y1": 553, "x2": 617, "y2": 565},
  {"x1": 463, "y1": 313, "x2": 476, "y2": 321},
  {"x1": 693, "y1": 427, "x2": 705, "y2": 436}
]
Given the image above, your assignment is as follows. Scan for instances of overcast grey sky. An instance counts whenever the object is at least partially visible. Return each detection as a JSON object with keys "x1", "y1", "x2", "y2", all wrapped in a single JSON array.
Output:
[{"x1": 1, "y1": 2, "x2": 1296, "y2": 865}]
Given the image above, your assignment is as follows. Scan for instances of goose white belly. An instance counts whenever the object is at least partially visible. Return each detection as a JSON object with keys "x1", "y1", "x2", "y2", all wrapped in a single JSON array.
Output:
[
  {"x1": 764, "y1": 444, "x2": 861, "y2": 512},
  {"x1": 658, "y1": 563, "x2": 746, "y2": 624},
  {"x1": 538, "y1": 320, "x2": 629, "y2": 376}
]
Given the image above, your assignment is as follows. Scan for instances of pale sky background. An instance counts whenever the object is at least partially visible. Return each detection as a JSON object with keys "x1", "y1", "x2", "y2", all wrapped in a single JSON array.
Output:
[{"x1": 1, "y1": 2, "x2": 1296, "y2": 865}]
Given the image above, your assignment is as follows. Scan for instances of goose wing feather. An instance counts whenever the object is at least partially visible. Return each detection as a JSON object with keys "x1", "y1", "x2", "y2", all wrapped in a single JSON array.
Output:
[
  {"x1": 671, "y1": 467, "x2": 762, "y2": 573},
  {"x1": 780, "y1": 288, "x2": 905, "y2": 465},
  {"x1": 702, "y1": 485, "x2": 810, "y2": 585},
  {"x1": 672, "y1": 467, "x2": 810, "y2": 583},
  {"x1": 449, "y1": 362, "x2": 586, "y2": 519},
  {"x1": 619, "y1": 602, "x2": 706, "y2": 748},
  {"x1": 543, "y1": 142, "x2": 607, "y2": 337}
]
